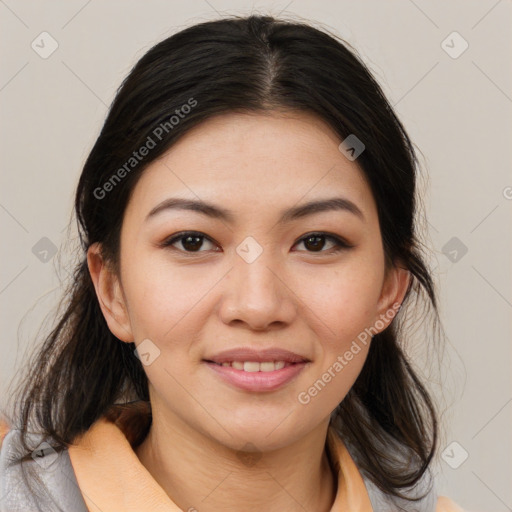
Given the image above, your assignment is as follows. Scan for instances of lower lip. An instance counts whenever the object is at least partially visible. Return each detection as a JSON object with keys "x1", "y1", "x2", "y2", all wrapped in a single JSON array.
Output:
[{"x1": 204, "y1": 362, "x2": 308, "y2": 392}]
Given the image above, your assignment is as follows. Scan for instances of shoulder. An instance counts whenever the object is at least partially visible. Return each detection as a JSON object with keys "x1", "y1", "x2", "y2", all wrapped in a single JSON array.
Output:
[
  {"x1": 0, "y1": 423, "x2": 88, "y2": 512},
  {"x1": 362, "y1": 469, "x2": 465, "y2": 512},
  {"x1": 436, "y1": 496, "x2": 466, "y2": 511},
  {"x1": 339, "y1": 431, "x2": 462, "y2": 512},
  {"x1": 339, "y1": 432, "x2": 436, "y2": 511}
]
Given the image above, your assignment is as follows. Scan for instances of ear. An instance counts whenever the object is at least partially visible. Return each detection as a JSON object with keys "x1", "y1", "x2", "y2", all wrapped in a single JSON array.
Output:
[
  {"x1": 87, "y1": 242, "x2": 134, "y2": 343},
  {"x1": 373, "y1": 262, "x2": 411, "y2": 333}
]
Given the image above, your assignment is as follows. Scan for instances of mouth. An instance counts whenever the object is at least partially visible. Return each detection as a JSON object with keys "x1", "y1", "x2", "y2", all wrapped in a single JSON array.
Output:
[
  {"x1": 202, "y1": 347, "x2": 310, "y2": 392},
  {"x1": 203, "y1": 358, "x2": 309, "y2": 392}
]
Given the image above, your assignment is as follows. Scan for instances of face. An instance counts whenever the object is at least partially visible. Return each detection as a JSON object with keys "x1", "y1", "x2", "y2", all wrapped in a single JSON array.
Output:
[{"x1": 89, "y1": 111, "x2": 409, "y2": 452}]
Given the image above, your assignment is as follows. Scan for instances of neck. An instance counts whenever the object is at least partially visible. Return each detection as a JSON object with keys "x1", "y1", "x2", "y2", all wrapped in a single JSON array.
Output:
[{"x1": 134, "y1": 407, "x2": 336, "y2": 512}]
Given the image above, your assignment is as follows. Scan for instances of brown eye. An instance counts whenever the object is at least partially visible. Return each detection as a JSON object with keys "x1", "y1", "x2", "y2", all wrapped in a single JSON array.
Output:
[
  {"x1": 161, "y1": 231, "x2": 352, "y2": 255},
  {"x1": 180, "y1": 234, "x2": 204, "y2": 252},
  {"x1": 294, "y1": 232, "x2": 352, "y2": 253},
  {"x1": 162, "y1": 232, "x2": 218, "y2": 253},
  {"x1": 302, "y1": 234, "x2": 327, "y2": 252}
]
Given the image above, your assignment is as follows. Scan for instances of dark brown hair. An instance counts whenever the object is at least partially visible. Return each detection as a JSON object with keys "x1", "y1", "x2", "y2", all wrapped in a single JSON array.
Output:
[{"x1": 4, "y1": 13, "x2": 442, "y2": 504}]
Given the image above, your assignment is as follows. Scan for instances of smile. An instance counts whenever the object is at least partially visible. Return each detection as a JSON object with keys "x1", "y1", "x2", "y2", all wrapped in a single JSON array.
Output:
[{"x1": 203, "y1": 360, "x2": 308, "y2": 392}]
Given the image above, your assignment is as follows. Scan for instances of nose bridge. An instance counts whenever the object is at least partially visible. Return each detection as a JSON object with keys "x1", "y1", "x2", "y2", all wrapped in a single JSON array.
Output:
[{"x1": 219, "y1": 235, "x2": 295, "y2": 328}]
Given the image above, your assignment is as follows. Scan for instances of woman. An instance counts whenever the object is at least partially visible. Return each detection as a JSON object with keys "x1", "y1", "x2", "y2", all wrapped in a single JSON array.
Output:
[{"x1": 0, "y1": 14, "x2": 463, "y2": 511}]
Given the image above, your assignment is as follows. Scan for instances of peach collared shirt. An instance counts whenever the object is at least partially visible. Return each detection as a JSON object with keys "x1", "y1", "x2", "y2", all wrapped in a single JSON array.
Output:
[
  {"x1": 66, "y1": 414, "x2": 463, "y2": 512},
  {"x1": 0, "y1": 411, "x2": 464, "y2": 511}
]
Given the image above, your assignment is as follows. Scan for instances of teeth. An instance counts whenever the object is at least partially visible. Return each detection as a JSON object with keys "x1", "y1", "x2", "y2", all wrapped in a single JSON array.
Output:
[
  {"x1": 217, "y1": 361, "x2": 289, "y2": 371},
  {"x1": 260, "y1": 361, "x2": 276, "y2": 372},
  {"x1": 244, "y1": 361, "x2": 260, "y2": 372}
]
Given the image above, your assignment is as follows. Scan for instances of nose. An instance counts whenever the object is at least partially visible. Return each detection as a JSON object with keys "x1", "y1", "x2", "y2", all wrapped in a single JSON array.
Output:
[{"x1": 218, "y1": 247, "x2": 297, "y2": 331}]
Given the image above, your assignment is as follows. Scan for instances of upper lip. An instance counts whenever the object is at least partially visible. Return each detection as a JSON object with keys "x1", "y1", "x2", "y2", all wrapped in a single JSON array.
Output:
[{"x1": 204, "y1": 347, "x2": 310, "y2": 364}]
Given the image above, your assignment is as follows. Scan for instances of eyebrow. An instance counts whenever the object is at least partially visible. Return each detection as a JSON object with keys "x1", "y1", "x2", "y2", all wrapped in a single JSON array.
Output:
[{"x1": 146, "y1": 196, "x2": 365, "y2": 224}]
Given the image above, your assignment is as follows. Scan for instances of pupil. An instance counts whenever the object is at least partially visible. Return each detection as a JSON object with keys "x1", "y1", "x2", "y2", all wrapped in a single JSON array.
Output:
[
  {"x1": 305, "y1": 235, "x2": 324, "y2": 251},
  {"x1": 183, "y1": 235, "x2": 202, "y2": 251}
]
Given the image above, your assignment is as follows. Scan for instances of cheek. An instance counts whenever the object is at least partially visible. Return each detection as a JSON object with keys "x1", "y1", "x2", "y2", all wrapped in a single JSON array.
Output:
[
  {"x1": 295, "y1": 267, "x2": 379, "y2": 412},
  {"x1": 120, "y1": 251, "x2": 206, "y2": 343},
  {"x1": 298, "y1": 259, "x2": 384, "y2": 347}
]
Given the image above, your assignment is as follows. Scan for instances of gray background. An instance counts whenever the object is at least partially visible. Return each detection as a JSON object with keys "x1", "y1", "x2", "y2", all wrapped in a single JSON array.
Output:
[{"x1": 1, "y1": 1, "x2": 511, "y2": 511}]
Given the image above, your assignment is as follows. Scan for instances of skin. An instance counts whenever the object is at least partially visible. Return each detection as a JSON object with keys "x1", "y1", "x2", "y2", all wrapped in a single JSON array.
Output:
[{"x1": 88, "y1": 110, "x2": 410, "y2": 512}]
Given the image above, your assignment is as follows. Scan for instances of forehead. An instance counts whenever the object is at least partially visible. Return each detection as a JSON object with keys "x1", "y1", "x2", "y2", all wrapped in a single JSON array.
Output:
[{"x1": 124, "y1": 111, "x2": 376, "y2": 224}]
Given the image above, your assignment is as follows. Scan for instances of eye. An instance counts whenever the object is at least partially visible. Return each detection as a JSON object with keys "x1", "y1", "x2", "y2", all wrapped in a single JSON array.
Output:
[
  {"x1": 293, "y1": 232, "x2": 353, "y2": 253},
  {"x1": 161, "y1": 231, "x2": 219, "y2": 253},
  {"x1": 160, "y1": 231, "x2": 353, "y2": 255}
]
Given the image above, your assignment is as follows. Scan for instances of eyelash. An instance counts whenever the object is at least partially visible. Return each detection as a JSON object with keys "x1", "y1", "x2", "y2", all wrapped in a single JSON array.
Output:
[{"x1": 160, "y1": 231, "x2": 353, "y2": 255}]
